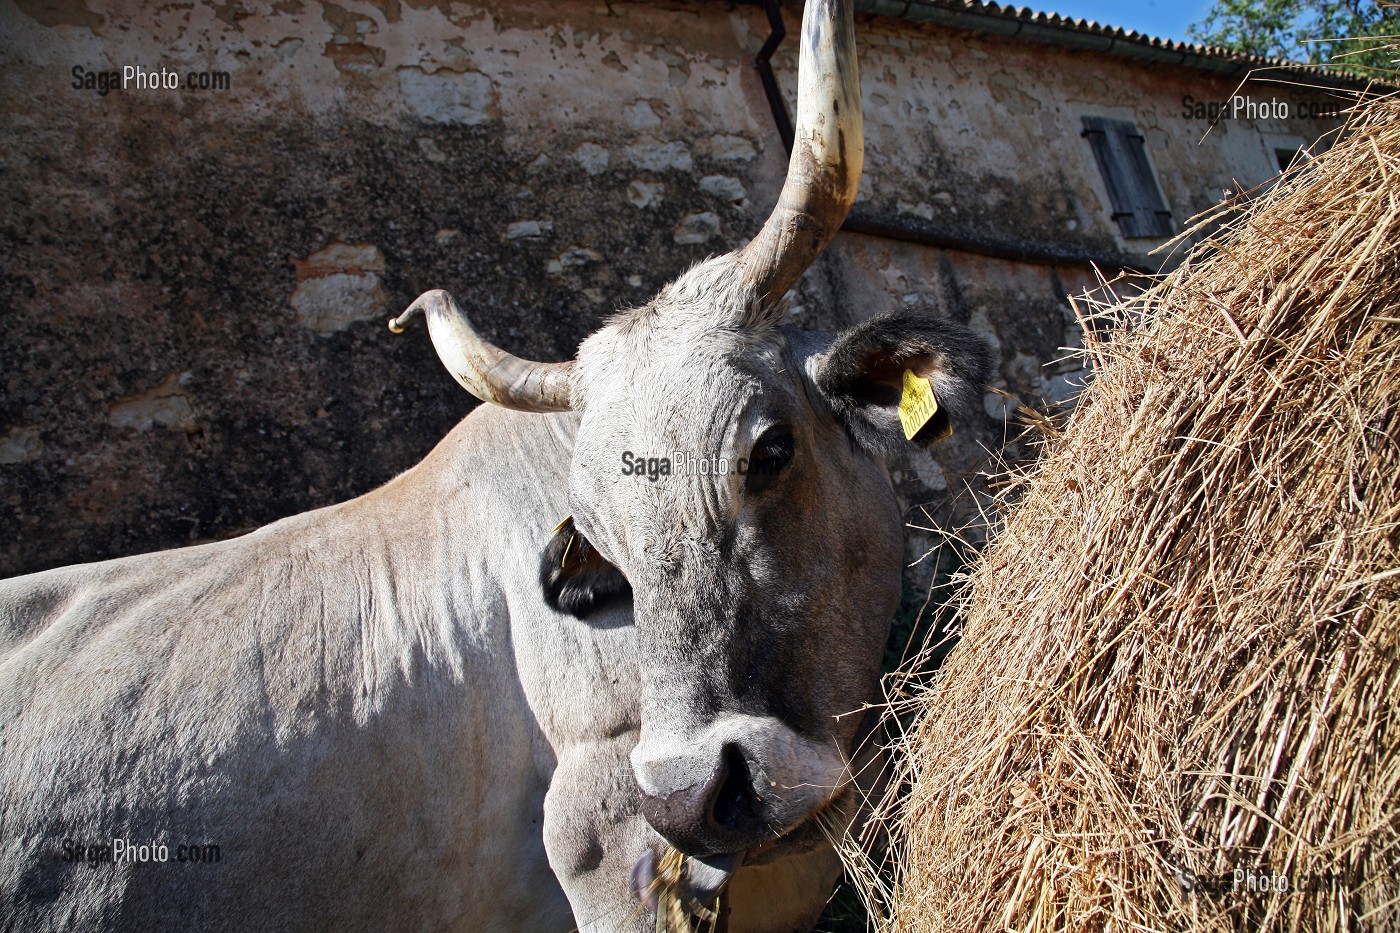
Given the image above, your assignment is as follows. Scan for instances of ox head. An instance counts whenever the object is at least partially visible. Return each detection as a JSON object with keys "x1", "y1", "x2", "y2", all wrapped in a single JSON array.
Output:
[{"x1": 392, "y1": 0, "x2": 992, "y2": 909}]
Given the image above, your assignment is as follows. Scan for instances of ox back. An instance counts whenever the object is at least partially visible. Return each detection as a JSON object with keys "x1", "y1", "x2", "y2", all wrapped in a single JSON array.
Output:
[{"x1": 1, "y1": 409, "x2": 584, "y2": 930}]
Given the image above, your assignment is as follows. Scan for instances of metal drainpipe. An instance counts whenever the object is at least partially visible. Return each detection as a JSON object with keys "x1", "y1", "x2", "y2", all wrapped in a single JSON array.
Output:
[
  {"x1": 752, "y1": 0, "x2": 1151, "y2": 274},
  {"x1": 755, "y1": 0, "x2": 795, "y2": 155}
]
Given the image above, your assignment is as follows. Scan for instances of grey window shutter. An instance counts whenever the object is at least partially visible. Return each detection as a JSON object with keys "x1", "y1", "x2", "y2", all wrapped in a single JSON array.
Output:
[{"x1": 1081, "y1": 116, "x2": 1174, "y2": 238}]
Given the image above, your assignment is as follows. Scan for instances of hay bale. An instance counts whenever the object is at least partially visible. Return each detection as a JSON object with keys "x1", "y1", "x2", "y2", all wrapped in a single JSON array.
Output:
[{"x1": 875, "y1": 96, "x2": 1400, "y2": 931}]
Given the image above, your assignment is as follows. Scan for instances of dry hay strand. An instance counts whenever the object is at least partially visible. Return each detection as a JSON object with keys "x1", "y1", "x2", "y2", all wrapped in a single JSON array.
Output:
[{"x1": 867, "y1": 93, "x2": 1400, "y2": 932}]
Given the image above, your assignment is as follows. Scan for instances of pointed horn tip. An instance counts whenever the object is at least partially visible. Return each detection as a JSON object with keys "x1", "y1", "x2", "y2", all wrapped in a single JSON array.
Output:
[{"x1": 388, "y1": 294, "x2": 435, "y2": 334}]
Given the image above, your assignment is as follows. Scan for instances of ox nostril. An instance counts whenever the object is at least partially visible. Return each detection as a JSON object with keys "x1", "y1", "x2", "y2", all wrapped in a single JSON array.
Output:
[
  {"x1": 710, "y1": 743, "x2": 761, "y2": 832},
  {"x1": 637, "y1": 743, "x2": 768, "y2": 855},
  {"x1": 639, "y1": 764, "x2": 726, "y2": 856}
]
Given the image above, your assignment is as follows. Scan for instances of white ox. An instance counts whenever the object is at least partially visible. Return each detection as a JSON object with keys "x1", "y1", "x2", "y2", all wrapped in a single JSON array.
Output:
[{"x1": 0, "y1": 2, "x2": 992, "y2": 929}]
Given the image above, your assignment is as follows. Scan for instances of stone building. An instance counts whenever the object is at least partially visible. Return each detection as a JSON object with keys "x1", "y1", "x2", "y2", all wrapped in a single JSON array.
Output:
[{"x1": 0, "y1": 0, "x2": 1358, "y2": 577}]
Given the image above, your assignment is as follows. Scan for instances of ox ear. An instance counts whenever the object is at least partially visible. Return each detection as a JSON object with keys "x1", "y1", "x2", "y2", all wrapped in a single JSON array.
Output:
[
  {"x1": 540, "y1": 517, "x2": 632, "y2": 618},
  {"x1": 815, "y1": 310, "x2": 995, "y2": 456}
]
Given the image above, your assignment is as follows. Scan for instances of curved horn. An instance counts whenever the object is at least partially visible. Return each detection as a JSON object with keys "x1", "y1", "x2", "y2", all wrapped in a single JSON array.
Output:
[
  {"x1": 737, "y1": 0, "x2": 863, "y2": 307},
  {"x1": 389, "y1": 290, "x2": 574, "y2": 412}
]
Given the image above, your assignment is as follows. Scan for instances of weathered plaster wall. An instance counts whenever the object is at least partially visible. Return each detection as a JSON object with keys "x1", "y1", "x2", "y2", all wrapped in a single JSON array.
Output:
[
  {"x1": 846, "y1": 15, "x2": 1346, "y2": 260},
  {"x1": 0, "y1": 0, "x2": 1345, "y2": 577}
]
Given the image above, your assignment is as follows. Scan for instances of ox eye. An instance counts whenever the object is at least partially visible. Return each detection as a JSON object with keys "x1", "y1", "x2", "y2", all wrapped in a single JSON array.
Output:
[{"x1": 745, "y1": 426, "x2": 794, "y2": 493}]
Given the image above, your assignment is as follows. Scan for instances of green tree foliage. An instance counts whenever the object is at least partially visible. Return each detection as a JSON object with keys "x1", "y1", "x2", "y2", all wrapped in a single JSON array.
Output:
[{"x1": 1188, "y1": 0, "x2": 1398, "y2": 72}]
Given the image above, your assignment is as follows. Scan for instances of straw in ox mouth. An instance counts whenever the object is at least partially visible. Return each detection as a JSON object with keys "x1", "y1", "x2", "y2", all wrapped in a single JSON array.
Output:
[{"x1": 630, "y1": 847, "x2": 740, "y2": 932}]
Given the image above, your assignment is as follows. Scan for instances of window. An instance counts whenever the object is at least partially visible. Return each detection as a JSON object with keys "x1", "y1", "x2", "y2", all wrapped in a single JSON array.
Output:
[
  {"x1": 1081, "y1": 116, "x2": 1174, "y2": 239},
  {"x1": 1262, "y1": 132, "x2": 1310, "y2": 176}
]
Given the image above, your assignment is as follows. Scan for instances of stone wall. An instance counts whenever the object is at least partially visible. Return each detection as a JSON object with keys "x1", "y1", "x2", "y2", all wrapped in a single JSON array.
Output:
[{"x1": 0, "y1": 0, "x2": 1346, "y2": 577}]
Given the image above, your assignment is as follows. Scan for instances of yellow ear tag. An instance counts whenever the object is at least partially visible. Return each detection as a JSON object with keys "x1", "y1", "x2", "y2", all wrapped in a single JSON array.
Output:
[
  {"x1": 898, "y1": 369, "x2": 952, "y2": 442},
  {"x1": 550, "y1": 515, "x2": 575, "y2": 569}
]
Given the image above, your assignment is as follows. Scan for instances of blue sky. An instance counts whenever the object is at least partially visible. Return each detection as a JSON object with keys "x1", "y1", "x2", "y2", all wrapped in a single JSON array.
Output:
[{"x1": 1032, "y1": 0, "x2": 1217, "y2": 44}]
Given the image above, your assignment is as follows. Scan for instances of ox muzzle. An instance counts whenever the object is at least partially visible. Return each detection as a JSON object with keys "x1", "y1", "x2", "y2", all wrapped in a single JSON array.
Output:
[{"x1": 630, "y1": 713, "x2": 849, "y2": 859}]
